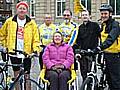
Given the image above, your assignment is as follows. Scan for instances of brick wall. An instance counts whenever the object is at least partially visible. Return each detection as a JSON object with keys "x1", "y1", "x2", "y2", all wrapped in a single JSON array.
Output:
[{"x1": 11, "y1": 0, "x2": 120, "y2": 25}]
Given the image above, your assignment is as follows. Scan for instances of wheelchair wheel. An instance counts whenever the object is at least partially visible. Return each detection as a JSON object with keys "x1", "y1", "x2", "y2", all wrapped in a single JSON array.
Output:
[
  {"x1": 80, "y1": 77, "x2": 99, "y2": 90},
  {"x1": 9, "y1": 78, "x2": 43, "y2": 90}
]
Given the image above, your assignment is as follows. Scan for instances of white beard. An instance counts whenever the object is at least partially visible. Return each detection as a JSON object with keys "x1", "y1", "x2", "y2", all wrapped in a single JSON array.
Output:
[{"x1": 64, "y1": 19, "x2": 70, "y2": 24}]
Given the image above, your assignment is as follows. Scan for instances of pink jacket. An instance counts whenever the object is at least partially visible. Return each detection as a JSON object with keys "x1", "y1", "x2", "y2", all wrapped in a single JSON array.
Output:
[{"x1": 42, "y1": 42, "x2": 74, "y2": 69}]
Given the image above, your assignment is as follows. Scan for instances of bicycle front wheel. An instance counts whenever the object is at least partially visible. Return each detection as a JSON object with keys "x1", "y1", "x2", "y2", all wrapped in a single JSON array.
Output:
[
  {"x1": 80, "y1": 76, "x2": 98, "y2": 90},
  {"x1": 80, "y1": 77, "x2": 91, "y2": 90},
  {"x1": 26, "y1": 78, "x2": 43, "y2": 90},
  {"x1": 9, "y1": 78, "x2": 43, "y2": 90}
]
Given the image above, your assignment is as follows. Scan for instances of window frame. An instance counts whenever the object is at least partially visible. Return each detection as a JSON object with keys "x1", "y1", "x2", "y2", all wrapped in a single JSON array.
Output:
[
  {"x1": 81, "y1": 0, "x2": 87, "y2": 9},
  {"x1": 30, "y1": 0, "x2": 35, "y2": 18},
  {"x1": 108, "y1": 0, "x2": 120, "y2": 17},
  {"x1": 80, "y1": 0, "x2": 91, "y2": 14},
  {"x1": 0, "y1": 0, "x2": 4, "y2": 10},
  {"x1": 56, "y1": 0, "x2": 65, "y2": 17}
]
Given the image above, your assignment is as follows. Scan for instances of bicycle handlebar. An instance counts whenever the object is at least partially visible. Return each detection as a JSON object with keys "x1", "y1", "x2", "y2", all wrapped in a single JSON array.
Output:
[
  {"x1": 40, "y1": 45, "x2": 46, "y2": 48},
  {"x1": 12, "y1": 49, "x2": 38, "y2": 58},
  {"x1": 75, "y1": 49, "x2": 103, "y2": 55},
  {"x1": 13, "y1": 49, "x2": 27, "y2": 56},
  {"x1": 0, "y1": 61, "x2": 23, "y2": 73}
]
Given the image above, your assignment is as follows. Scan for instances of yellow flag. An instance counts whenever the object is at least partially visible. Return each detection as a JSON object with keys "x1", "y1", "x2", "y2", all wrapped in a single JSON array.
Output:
[{"x1": 74, "y1": 0, "x2": 86, "y2": 15}]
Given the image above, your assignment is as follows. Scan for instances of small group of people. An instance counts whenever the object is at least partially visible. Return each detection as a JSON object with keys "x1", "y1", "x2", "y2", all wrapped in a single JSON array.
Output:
[
  {"x1": 76, "y1": 4, "x2": 120, "y2": 90},
  {"x1": 0, "y1": 1, "x2": 120, "y2": 90},
  {"x1": 0, "y1": 1, "x2": 76, "y2": 90}
]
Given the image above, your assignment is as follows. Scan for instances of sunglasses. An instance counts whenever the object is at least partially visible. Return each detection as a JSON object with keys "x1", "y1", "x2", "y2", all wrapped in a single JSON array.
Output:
[{"x1": 63, "y1": 14, "x2": 70, "y2": 17}]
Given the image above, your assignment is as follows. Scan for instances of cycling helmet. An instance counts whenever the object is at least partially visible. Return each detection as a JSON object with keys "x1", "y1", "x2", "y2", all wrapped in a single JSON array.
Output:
[{"x1": 99, "y1": 4, "x2": 113, "y2": 12}]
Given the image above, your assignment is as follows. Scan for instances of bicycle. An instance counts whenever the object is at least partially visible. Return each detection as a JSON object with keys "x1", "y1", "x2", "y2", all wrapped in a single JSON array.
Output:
[
  {"x1": 75, "y1": 49, "x2": 107, "y2": 90},
  {"x1": 96, "y1": 52, "x2": 107, "y2": 90},
  {"x1": 0, "y1": 49, "x2": 43, "y2": 90}
]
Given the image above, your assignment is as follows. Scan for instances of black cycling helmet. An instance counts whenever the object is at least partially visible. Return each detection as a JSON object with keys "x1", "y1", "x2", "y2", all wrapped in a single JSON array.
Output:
[{"x1": 99, "y1": 4, "x2": 113, "y2": 12}]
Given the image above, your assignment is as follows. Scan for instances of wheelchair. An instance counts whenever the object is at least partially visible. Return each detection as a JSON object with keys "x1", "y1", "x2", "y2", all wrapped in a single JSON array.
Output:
[{"x1": 38, "y1": 64, "x2": 79, "y2": 90}]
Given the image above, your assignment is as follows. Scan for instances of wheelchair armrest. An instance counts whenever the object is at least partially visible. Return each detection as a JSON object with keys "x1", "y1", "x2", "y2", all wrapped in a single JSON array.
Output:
[
  {"x1": 67, "y1": 64, "x2": 76, "y2": 84},
  {"x1": 39, "y1": 68, "x2": 50, "y2": 85},
  {"x1": 67, "y1": 70, "x2": 76, "y2": 84}
]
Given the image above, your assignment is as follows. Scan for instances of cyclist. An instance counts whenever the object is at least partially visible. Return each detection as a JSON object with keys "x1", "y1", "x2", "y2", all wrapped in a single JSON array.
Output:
[
  {"x1": 0, "y1": 1, "x2": 40, "y2": 90},
  {"x1": 75, "y1": 10, "x2": 101, "y2": 81},
  {"x1": 42, "y1": 31, "x2": 74, "y2": 90},
  {"x1": 58, "y1": 9, "x2": 78, "y2": 46},
  {"x1": 94, "y1": 4, "x2": 120, "y2": 90},
  {"x1": 39, "y1": 13, "x2": 57, "y2": 69}
]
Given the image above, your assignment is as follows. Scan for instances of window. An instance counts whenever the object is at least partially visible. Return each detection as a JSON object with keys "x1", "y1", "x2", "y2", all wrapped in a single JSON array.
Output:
[
  {"x1": 0, "y1": 0, "x2": 3, "y2": 9},
  {"x1": 6, "y1": 0, "x2": 11, "y2": 3},
  {"x1": 56, "y1": 0, "x2": 65, "y2": 17},
  {"x1": 108, "y1": 0, "x2": 120, "y2": 16},
  {"x1": 81, "y1": 0, "x2": 91, "y2": 14},
  {"x1": 30, "y1": 0, "x2": 35, "y2": 18}
]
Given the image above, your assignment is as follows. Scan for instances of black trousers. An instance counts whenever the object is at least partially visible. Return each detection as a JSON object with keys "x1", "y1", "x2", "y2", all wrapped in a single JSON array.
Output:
[
  {"x1": 39, "y1": 46, "x2": 46, "y2": 69},
  {"x1": 39, "y1": 51, "x2": 44, "y2": 69},
  {"x1": 45, "y1": 69, "x2": 71, "y2": 90},
  {"x1": 79, "y1": 55, "x2": 93, "y2": 81},
  {"x1": 104, "y1": 53, "x2": 120, "y2": 90}
]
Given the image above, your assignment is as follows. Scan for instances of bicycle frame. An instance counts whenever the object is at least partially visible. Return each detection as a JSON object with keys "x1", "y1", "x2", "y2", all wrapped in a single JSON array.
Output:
[
  {"x1": 0, "y1": 49, "x2": 41, "y2": 90},
  {"x1": 86, "y1": 59, "x2": 98, "y2": 90},
  {"x1": 97, "y1": 52, "x2": 107, "y2": 89},
  {"x1": 76, "y1": 49, "x2": 105, "y2": 90},
  {"x1": 8, "y1": 49, "x2": 38, "y2": 90}
]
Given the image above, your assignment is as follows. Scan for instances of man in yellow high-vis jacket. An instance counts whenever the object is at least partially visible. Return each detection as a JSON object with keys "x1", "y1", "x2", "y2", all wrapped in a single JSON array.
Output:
[
  {"x1": 39, "y1": 14, "x2": 58, "y2": 69},
  {"x1": 0, "y1": 1, "x2": 40, "y2": 90},
  {"x1": 94, "y1": 4, "x2": 120, "y2": 90},
  {"x1": 58, "y1": 9, "x2": 78, "y2": 47}
]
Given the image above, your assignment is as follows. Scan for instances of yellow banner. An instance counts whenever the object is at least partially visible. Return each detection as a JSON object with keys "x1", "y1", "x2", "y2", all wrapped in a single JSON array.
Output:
[{"x1": 74, "y1": 0, "x2": 85, "y2": 15}]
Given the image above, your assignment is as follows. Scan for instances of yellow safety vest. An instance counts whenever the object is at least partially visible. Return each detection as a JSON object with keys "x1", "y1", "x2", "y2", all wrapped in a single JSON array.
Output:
[{"x1": 101, "y1": 23, "x2": 119, "y2": 53}]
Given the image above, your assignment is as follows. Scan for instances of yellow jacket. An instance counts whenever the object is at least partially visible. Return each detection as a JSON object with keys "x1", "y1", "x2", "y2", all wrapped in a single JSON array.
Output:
[
  {"x1": 101, "y1": 22, "x2": 119, "y2": 53},
  {"x1": 39, "y1": 23, "x2": 57, "y2": 46},
  {"x1": 0, "y1": 15, "x2": 40, "y2": 54},
  {"x1": 118, "y1": 36, "x2": 120, "y2": 52},
  {"x1": 59, "y1": 22, "x2": 78, "y2": 46},
  {"x1": 101, "y1": 29, "x2": 118, "y2": 53}
]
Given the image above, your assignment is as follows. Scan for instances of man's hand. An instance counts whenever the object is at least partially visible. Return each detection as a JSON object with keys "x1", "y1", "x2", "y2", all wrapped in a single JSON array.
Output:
[
  {"x1": 75, "y1": 54, "x2": 81, "y2": 59},
  {"x1": 0, "y1": 45, "x2": 6, "y2": 53},
  {"x1": 93, "y1": 46, "x2": 101, "y2": 54},
  {"x1": 33, "y1": 51, "x2": 40, "y2": 57}
]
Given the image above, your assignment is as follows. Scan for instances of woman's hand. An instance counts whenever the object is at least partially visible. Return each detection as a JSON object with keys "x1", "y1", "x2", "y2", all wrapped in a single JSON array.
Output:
[
  {"x1": 54, "y1": 64, "x2": 65, "y2": 69},
  {"x1": 51, "y1": 65, "x2": 57, "y2": 70},
  {"x1": 56, "y1": 69, "x2": 63, "y2": 74},
  {"x1": 51, "y1": 64, "x2": 66, "y2": 74}
]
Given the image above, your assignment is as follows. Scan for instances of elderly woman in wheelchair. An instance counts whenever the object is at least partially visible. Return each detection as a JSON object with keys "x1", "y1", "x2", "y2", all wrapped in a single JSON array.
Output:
[{"x1": 40, "y1": 31, "x2": 76, "y2": 90}]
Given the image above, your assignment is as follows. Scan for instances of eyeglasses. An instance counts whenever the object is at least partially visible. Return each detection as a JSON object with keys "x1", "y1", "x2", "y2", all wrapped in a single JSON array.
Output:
[
  {"x1": 54, "y1": 35, "x2": 61, "y2": 38},
  {"x1": 45, "y1": 17, "x2": 52, "y2": 19},
  {"x1": 63, "y1": 14, "x2": 70, "y2": 17}
]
